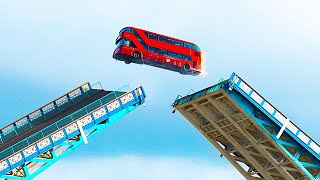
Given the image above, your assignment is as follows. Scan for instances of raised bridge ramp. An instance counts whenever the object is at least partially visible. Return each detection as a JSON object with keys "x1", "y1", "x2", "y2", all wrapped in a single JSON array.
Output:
[
  {"x1": 0, "y1": 83, "x2": 146, "y2": 179},
  {"x1": 173, "y1": 73, "x2": 319, "y2": 180}
]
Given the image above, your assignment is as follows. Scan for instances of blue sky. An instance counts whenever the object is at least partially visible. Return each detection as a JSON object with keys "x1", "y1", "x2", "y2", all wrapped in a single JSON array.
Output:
[{"x1": 0, "y1": 0, "x2": 319, "y2": 179}]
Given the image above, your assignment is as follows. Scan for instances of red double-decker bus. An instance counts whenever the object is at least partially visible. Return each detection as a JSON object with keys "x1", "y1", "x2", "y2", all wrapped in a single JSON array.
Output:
[{"x1": 112, "y1": 27, "x2": 202, "y2": 75}]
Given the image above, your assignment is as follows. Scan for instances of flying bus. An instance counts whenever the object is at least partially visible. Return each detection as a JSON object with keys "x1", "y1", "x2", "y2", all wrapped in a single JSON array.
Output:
[{"x1": 112, "y1": 27, "x2": 202, "y2": 75}]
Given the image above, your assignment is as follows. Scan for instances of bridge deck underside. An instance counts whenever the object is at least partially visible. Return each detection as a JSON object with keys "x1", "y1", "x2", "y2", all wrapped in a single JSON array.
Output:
[{"x1": 177, "y1": 89, "x2": 317, "y2": 180}]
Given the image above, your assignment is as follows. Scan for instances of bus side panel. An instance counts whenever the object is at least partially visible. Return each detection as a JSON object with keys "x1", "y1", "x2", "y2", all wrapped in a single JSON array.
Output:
[{"x1": 127, "y1": 27, "x2": 202, "y2": 74}]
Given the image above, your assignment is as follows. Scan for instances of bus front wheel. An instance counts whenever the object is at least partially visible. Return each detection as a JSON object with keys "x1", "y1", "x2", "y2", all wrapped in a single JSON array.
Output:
[{"x1": 133, "y1": 51, "x2": 141, "y2": 59}]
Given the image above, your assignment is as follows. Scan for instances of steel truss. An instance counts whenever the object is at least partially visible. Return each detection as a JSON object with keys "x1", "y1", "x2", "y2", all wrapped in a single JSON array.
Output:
[{"x1": 174, "y1": 74, "x2": 319, "y2": 180}]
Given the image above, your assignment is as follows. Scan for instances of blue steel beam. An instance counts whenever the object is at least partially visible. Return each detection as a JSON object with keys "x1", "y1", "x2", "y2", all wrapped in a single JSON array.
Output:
[
  {"x1": 227, "y1": 73, "x2": 320, "y2": 179},
  {"x1": 0, "y1": 86, "x2": 146, "y2": 180},
  {"x1": 227, "y1": 73, "x2": 320, "y2": 162}
]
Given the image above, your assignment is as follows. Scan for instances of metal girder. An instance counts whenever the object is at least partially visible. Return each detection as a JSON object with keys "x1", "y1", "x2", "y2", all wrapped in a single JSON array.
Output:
[
  {"x1": 179, "y1": 109, "x2": 256, "y2": 179},
  {"x1": 176, "y1": 89, "x2": 312, "y2": 179}
]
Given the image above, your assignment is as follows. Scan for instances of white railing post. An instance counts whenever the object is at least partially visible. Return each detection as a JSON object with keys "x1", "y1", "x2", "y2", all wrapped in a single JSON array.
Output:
[
  {"x1": 76, "y1": 121, "x2": 88, "y2": 144},
  {"x1": 276, "y1": 118, "x2": 290, "y2": 139}
]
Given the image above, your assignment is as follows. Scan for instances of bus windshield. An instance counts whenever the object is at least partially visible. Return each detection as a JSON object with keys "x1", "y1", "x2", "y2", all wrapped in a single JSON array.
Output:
[
  {"x1": 116, "y1": 38, "x2": 136, "y2": 48},
  {"x1": 116, "y1": 38, "x2": 125, "y2": 48}
]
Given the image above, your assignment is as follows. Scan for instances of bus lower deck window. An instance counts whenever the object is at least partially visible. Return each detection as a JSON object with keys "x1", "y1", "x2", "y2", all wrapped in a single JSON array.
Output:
[
  {"x1": 184, "y1": 55, "x2": 191, "y2": 61},
  {"x1": 149, "y1": 47, "x2": 156, "y2": 53},
  {"x1": 159, "y1": 49, "x2": 166, "y2": 55},
  {"x1": 168, "y1": 51, "x2": 176, "y2": 58}
]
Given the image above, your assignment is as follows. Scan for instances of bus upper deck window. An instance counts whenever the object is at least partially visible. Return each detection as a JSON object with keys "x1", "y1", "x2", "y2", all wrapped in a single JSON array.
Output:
[
  {"x1": 172, "y1": 40, "x2": 181, "y2": 46},
  {"x1": 159, "y1": 36, "x2": 166, "y2": 42},
  {"x1": 141, "y1": 42, "x2": 148, "y2": 50},
  {"x1": 176, "y1": 41, "x2": 183, "y2": 46},
  {"x1": 133, "y1": 30, "x2": 143, "y2": 42},
  {"x1": 193, "y1": 45, "x2": 201, "y2": 51},
  {"x1": 183, "y1": 43, "x2": 189, "y2": 48},
  {"x1": 120, "y1": 27, "x2": 133, "y2": 34},
  {"x1": 149, "y1": 34, "x2": 159, "y2": 40}
]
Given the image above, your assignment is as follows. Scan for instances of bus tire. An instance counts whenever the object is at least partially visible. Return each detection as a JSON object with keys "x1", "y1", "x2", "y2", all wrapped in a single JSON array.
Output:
[
  {"x1": 125, "y1": 60, "x2": 132, "y2": 64},
  {"x1": 133, "y1": 51, "x2": 141, "y2": 59},
  {"x1": 183, "y1": 64, "x2": 190, "y2": 71}
]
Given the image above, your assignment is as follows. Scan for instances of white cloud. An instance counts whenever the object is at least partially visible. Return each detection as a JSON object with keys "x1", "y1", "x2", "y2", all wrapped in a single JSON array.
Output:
[{"x1": 36, "y1": 155, "x2": 243, "y2": 180}]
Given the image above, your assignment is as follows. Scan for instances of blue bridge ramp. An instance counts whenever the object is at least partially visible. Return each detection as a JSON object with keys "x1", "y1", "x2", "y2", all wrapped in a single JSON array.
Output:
[
  {"x1": 0, "y1": 83, "x2": 146, "y2": 179},
  {"x1": 173, "y1": 73, "x2": 319, "y2": 180}
]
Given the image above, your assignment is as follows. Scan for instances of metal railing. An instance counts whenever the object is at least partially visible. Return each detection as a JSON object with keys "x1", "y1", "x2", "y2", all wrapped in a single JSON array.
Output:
[
  {"x1": 173, "y1": 80, "x2": 227, "y2": 107},
  {"x1": 230, "y1": 73, "x2": 320, "y2": 159},
  {"x1": 0, "y1": 83, "x2": 92, "y2": 145},
  {"x1": 0, "y1": 86, "x2": 145, "y2": 177},
  {"x1": 0, "y1": 86, "x2": 132, "y2": 160}
]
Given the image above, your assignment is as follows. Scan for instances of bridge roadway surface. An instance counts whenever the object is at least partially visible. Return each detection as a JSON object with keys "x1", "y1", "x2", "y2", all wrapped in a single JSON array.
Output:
[
  {"x1": 0, "y1": 83, "x2": 146, "y2": 179},
  {"x1": 0, "y1": 89, "x2": 114, "y2": 153}
]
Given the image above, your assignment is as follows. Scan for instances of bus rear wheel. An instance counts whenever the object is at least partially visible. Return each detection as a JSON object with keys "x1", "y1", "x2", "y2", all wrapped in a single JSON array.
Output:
[
  {"x1": 133, "y1": 51, "x2": 141, "y2": 59},
  {"x1": 183, "y1": 64, "x2": 190, "y2": 71}
]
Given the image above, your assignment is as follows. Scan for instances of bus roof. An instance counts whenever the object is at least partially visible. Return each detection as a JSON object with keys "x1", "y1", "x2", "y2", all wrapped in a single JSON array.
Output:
[{"x1": 121, "y1": 26, "x2": 198, "y2": 46}]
